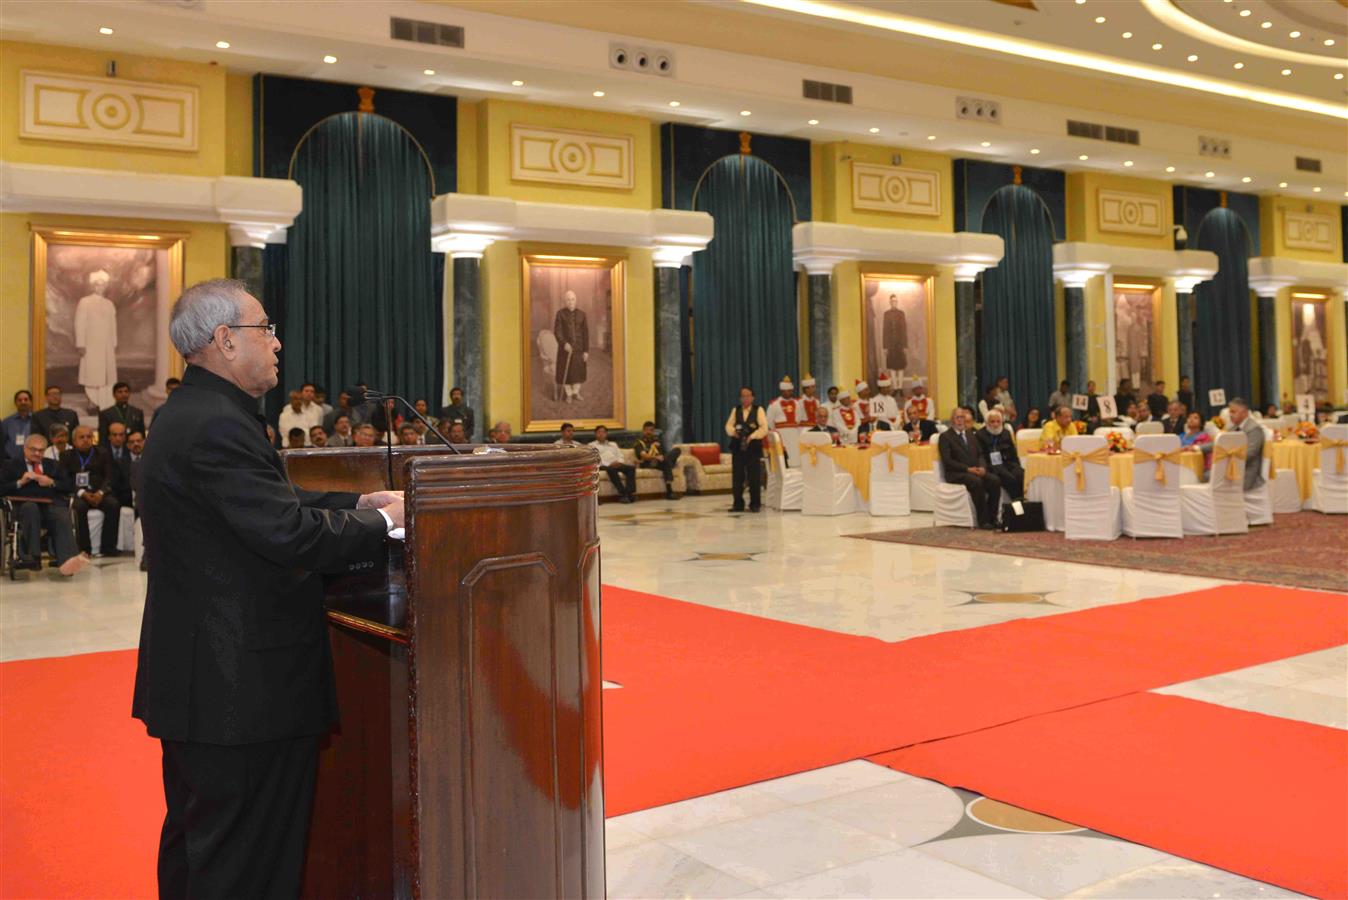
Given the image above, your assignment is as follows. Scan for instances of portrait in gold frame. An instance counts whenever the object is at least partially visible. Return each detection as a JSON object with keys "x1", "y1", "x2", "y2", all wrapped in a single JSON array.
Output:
[
  {"x1": 859, "y1": 270, "x2": 936, "y2": 398},
  {"x1": 521, "y1": 252, "x2": 626, "y2": 433},
  {"x1": 30, "y1": 227, "x2": 186, "y2": 415}
]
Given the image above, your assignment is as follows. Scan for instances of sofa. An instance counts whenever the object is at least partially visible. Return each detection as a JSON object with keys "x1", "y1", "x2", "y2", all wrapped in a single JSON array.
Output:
[
  {"x1": 674, "y1": 443, "x2": 733, "y2": 494},
  {"x1": 597, "y1": 448, "x2": 688, "y2": 501}
]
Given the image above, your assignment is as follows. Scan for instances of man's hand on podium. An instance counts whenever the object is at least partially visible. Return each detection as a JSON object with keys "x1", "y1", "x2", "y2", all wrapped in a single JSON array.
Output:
[{"x1": 358, "y1": 490, "x2": 406, "y2": 529}]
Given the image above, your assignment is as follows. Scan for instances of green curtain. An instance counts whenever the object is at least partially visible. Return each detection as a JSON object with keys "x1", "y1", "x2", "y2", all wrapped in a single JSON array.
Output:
[
  {"x1": 1193, "y1": 208, "x2": 1253, "y2": 417},
  {"x1": 979, "y1": 185, "x2": 1057, "y2": 419},
  {"x1": 285, "y1": 112, "x2": 440, "y2": 406},
  {"x1": 690, "y1": 155, "x2": 797, "y2": 443}
]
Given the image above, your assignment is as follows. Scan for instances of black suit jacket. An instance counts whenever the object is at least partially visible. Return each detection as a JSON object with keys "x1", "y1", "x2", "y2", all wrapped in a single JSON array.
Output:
[
  {"x1": 98, "y1": 403, "x2": 146, "y2": 446},
  {"x1": 32, "y1": 407, "x2": 80, "y2": 440},
  {"x1": 59, "y1": 445, "x2": 113, "y2": 494},
  {"x1": 1, "y1": 456, "x2": 73, "y2": 500},
  {"x1": 104, "y1": 446, "x2": 133, "y2": 505},
  {"x1": 974, "y1": 427, "x2": 1021, "y2": 470},
  {"x1": 132, "y1": 366, "x2": 389, "y2": 745},
  {"x1": 938, "y1": 428, "x2": 985, "y2": 480}
]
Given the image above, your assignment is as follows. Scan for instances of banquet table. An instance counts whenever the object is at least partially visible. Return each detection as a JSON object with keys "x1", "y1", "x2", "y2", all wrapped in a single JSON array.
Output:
[
  {"x1": 1016, "y1": 434, "x2": 1042, "y2": 455},
  {"x1": 1268, "y1": 438, "x2": 1321, "y2": 502},
  {"x1": 801, "y1": 442, "x2": 937, "y2": 503},
  {"x1": 1021, "y1": 449, "x2": 1205, "y2": 490}
]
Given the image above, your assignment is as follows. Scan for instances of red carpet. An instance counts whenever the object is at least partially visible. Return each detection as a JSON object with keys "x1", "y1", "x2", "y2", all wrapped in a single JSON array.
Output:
[
  {"x1": 3, "y1": 584, "x2": 1346, "y2": 897},
  {"x1": 870, "y1": 693, "x2": 1348, "y2": 899}
]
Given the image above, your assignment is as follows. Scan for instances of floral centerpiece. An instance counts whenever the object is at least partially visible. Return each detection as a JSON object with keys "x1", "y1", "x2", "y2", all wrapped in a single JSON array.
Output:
[
  {"x1": 1295, "y1": 421, "x2": 1320, "y2": 442},
  {"x1": 1106, "y1": 431, "x2": 1131, "y2": 453}
]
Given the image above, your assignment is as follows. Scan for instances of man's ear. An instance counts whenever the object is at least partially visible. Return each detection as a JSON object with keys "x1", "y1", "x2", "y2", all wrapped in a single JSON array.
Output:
[{"x1": 213, "y1": 324, "x2": 235, "y2": 354}]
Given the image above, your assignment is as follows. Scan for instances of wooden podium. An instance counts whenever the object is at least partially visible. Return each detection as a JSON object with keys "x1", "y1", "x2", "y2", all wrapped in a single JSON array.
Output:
[{"x1": 283, "y1": 445, "x2": 605, "y2": 899}]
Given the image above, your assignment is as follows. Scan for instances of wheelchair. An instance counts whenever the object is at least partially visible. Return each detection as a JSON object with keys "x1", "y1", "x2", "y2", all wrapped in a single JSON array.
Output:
[{"x1": 1, "y1": 495, "x2": 77, "y2": 580}]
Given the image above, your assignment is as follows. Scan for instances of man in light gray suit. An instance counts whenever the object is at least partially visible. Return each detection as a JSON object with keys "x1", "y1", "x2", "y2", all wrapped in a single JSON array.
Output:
[{"x1": 1228, "y1": 397, "x2": 1264, "y2": 491}]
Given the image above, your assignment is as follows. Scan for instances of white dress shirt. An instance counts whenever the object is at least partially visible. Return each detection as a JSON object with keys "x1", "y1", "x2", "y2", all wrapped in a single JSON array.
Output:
[{"x1": 589, "y1": 439, "x2": 626, "y2": 467}]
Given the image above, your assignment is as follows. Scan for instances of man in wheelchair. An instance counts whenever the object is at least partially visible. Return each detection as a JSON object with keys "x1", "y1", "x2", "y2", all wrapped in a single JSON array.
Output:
[{"x1": 2, "y1": 433, "x2": 86, "y2": 576}]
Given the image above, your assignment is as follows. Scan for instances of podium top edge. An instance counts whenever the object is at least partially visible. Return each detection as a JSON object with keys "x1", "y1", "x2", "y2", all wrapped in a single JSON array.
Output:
[{"x1": 282, "y1": 444, "x2": 599, "y2": 468}]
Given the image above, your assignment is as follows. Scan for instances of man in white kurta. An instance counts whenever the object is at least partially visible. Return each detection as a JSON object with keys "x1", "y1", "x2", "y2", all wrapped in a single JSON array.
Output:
[
  {"x1": 869, "y1": 373, "x2": 903, "y2": 431},
  {"x1": 766, "y1": 376, "x2": 805, "y2": 466},
  {"x1": 75, "y1": 270, "x2": 118, "y2": 411}
]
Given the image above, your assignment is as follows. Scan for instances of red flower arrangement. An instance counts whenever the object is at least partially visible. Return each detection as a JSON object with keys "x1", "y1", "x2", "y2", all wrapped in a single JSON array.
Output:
[
  {"x1": 1295, "y1": 421, "x2": 1320, "y2": 442},
  {"x1": 1106, "y1": 431, "x2": 1131, "y2": 453}
]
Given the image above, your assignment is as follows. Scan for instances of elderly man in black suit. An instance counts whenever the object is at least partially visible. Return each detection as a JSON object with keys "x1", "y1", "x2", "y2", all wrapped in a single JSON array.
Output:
[
  {"x1": 60, "y1": 424, "x2": 121, "y2": 557},
  {"x1": 1, "y1": 433, "x2": 85, "y2": 574},
  {"x1": 132, "y1": 278, "x2": 405, "y2": 898},
  {"x1": 975, "y1": 407, "x2": 1024, "y2": 503},
  {"x1": 938, "y1": 406, "x2": 1002, "y2": 529}
]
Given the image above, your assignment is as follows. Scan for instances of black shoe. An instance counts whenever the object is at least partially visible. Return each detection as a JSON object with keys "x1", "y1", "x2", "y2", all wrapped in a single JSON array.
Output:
[
  {"x1": 749, "y1": 505, "x2": 762, "y2": 513},
  {"x1": 18, "y1": 557, "x2": 41, "y2": 571},
  {"x1": 978, "y1": 522, "x2": 997, "y2": 530},
  {"x1": 729, "y1": 505, "x2": 745, "y2": 513},
  {"x1": 665, "y1": 487, "x2": 677, "y2": 500}
]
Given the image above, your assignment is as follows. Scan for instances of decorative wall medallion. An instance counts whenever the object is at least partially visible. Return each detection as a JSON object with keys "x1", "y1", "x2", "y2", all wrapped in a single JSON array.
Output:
[
  {"x1": 20, "y1": 70, "x2": 198, "y2": 151},
  {"x1": 1097, "y1": 189, "x2": 1165, "y2": 236},
  {"x1": 851, "y1": 162, "x2": 941, "y2": 216},
  {"x1": 1283, "y1": 211, "x2": 1334, "y2": 252},
  {"x1": 510, "y1": 124, "x2": 634, "y2": 189}
]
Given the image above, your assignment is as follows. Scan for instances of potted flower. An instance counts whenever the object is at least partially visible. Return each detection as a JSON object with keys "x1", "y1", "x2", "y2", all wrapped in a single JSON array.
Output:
[
  {"x1": 1295, "y1": 421, "x2": 1320, "y2": 443},
  {"x1": 1106, "y1": 431, "x2": 1131, "y2": 453}
]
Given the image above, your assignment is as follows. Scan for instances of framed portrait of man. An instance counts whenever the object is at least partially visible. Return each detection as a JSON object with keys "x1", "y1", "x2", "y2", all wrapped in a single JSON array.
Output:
[
  {"x1": 30, "y1": 228, "x2": 185, "y2": 416},
  {"x1": 1112, "y1": 282, "x2": 1160, "y2": 391},
  {"x1": 521, "y1": 253, "x2": 626, "y2": 432},
  {"x1": 1290, "y1": 294, "x2": 1330, "y2": 404},
  {"x1": 860, "y1": 272, "x2": 933, "y2": 397}
]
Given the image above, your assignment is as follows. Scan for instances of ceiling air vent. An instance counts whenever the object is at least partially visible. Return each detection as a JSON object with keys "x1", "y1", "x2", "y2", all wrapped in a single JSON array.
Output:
[
  {"x1": 390, "y1": 17, "x2": 464, "y2": 49},
  {"x1": 1295, "y1": 156, "x2": 1322, "y2": 173},
  {"x1": 1067, "y1": 119, "x2": 1103, "y2": 140},
  {"x1": 1068, "y1": 120, "x2": 1140, "y2": 144},
  {"x1": 803, "y1": 79, "x2": 853, "y2": 104}
]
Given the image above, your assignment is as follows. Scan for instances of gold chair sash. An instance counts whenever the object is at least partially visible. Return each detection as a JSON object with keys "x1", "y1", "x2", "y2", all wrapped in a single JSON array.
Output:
[
  {"x1": 802, "y1": 444, "x2": 822, "y2": 466},
  {"x1": 1323, "y1": 438, "x2": 1348, "y2": 475},
  {"x1": 1132, "y1": 447, "x2": 1185, "y2": 485},
  {"x1": 1060, "y1": 447, "x2": 1112, "y2": 491},
  {"x1": 1213, "y1": 444, "x2": 1246, "y2": 481},
  {"x1": 877, "y1": 443, "x2": 912, "y2": 471}
]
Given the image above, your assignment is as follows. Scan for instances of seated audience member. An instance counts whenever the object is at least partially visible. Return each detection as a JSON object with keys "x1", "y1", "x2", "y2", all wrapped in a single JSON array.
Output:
[
  {"x1": 1047, "y1": 380, "x2": 1072, "y2": 415},
  {"x1": 1162, "y1": 400, "x2": 1188, "y2": 435},
  {"x1": 285, "y1": 427, "x2": 307, "y2": 450},
  {"x1": 60, "y1": 425, "x2": 120, "y2": 557},
  {"x1": 323, "y1": 390, "x2": 356, "y2": 432},
  {"x1": 488, "y1": 421, "x2": 513, "y2": 443},
  {"x1": 313, "y1": 385, "x2": 333, "y2": 418},
  {"x1": 1113, "y1": 378, "x2": 1136, "y2": 417},
  {"x1": 807, "y1": 406, "x2": 840, "y2": 444},
  {"x1": 634, "y1": 420, "x2": 682, "y2": 500},
  {"x1": 554, "y1": 423, "x2": 581, "y2": 447},
  {"x1": 829, "y1": 389, "x2": 862, "y2": 445},
  {"x1": 98, "y1": 381, "x2": 146, "y2": 447},
  {"x1": 589, "y1": 425, "x2": 636, "y2": 503},
  {"x1": 3, "y1": 389, "x2": 33, "y2": 462},
  {"x1": 1084, "y1": 379, "x2": 1102, "y2": 428},
  {"x1": 1265, "y1": 404, "x2": 1280, "y2": 419},
  {"x1": 414, "y1": 398, "x2": 430, "y2": 418},
  {"x1": 447, "y1": 421, "x2": 468, "y2": 444},
  {"x1": 977, "y1": 385, "x2": 1002, "y2": 424},
  {"x1": 353, "y1": 423, "x2": 378, "y2": 447},
  {"x1": 976, "y1": 409, "x2": 1024, "y2": 502},
  {"x1": 994, "y1": 376, "x2": 1017, "y2": 424},
  {"x1": 411, "y1": 418, "x2": 430, "y2": 443},
  {"x1": 903, "y1": 381, "x2": 937, "y2": 441},
  {"x1": 438, "y1": 386, "x2": 475, "y2": 440},
  {"x1": 32, "y1": 386, "x2": 80, "y2": 440},
  {"x1": 1146, "y1": 380, "x2": 1169, "y2": 420},
  {"x1": 1117, "y1": 402, "x2": 1139, "y2": 427},
  {"x1": 1, "y1": 434, "x2": 86, "y2": 575},
  {"x1": 278, "y1": 390, "x2": 316, "y2": 445},
  {"x1": 1179, "y1": 411, "x2": 1212, "y2": 460},
  {"x1": 308, "y1": 425, "x2": 328, "y2": 448},
  {"x1": 1134, "y1": 402, "x2": 1155, "y2": 426},
  {"x1": 1040, "y1": 405, "x2": 1084, "y2": 447},
  {"x1": 1228, "y1": 398, "x2": 1264, "y2": 493},
  {"x1": 938, "y1": 406, "x2": 1001, "y2": 529},
  {"x1": 1022, "y1": 407, "x2": 1043, "y2": 430},
  {"x1": 149, "y1": 377, "x2": 181, "y2": 425},
  {"x1": 328, "y1": 414, "x2": 354, "y2": 447},
  {"x1": 1176, "y1": 376, "x2": 1195, "y2": 417},
  {"x1": 397, "y1": 423, "x2": 420, "y2": 446},
  {"x1": 104, "y1": 422, "x2": 133, "y2": 507}
]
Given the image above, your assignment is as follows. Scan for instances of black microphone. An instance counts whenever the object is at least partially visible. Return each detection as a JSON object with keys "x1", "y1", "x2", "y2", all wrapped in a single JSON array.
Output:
[{"x1": 363, "y1": 390, "x2": 462, "y2": 456}]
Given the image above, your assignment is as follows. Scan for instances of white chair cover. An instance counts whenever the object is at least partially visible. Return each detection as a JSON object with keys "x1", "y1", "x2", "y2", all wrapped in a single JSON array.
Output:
[
  {"x1": 799, "y1": 432, "x2": 857, "y2": 516},
  {"x1": 1135, "y1": 421, "x2": 1164, "y2": 436},
  {"x1": 1093, "y1": 426, "x2": 1135, "y2": 443},
  {"x1": 1312, "y1": 423, "x2": 1348, "y2": 514},
  {"x1": 909, "y1": 469, "x2": 935, "y2": 512},
  {"x1": 764, "y1": 431, "x2": 803, "y2": 511},
  {"x1": 1026, "y1": 471, "x2": 1064, "y2": 532},
  {"x1": 777, "y1": 426, "x2": 803, "y2": 470},
  {"x1": 868, "y1": 431, "x2": 911, "y2": 517},
  {"x1": 1243, "y1": 453, "x2": 1274, "y2": 526},
  {"x1": 1180, "y1": 431, "x2": 1249, "y2": 535},
  {"x1": 932, "y1": 459, "x2": 977, "y2": 528},
  {"x1": 1062, "y1": 435, "x2": 1121, "y2": 541},
  {"x1": 1016, "y1": 428, "x2": 1043, "y2": 446},
  {"x1": 1121, "y1": 434, "x2": 1183, "y2": 538}
]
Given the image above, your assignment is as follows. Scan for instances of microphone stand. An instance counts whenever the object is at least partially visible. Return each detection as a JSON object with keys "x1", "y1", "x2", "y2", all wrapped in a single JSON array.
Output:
[{"x1": 364, "y1": 390, "x2": 462, "y2": 456}]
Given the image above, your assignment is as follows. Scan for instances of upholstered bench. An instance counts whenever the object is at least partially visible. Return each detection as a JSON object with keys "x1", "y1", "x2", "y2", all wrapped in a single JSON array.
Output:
[{"x1": 674, "y1": 443, "x2": 732, "y2": 494}]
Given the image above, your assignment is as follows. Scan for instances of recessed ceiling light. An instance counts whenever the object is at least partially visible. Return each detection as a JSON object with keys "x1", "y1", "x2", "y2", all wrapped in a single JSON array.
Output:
[
  {"x1": 1094, "y1": 16, "x2": 1106, "y2": 24},
  {"x1": 1325, "y1": 39, "x2": 1336, "y2": 46},
  {"x1": 740, "y1": 109, "x2": 752, "y2": 116},
  {"x1": 511, "y1": 80, "x2": 525, "y2": 86},
  {"x1": 926, "y1": 134, "x2": 936, "y2": 141},
  {"x1": 215, "y1": 40, "x2": 230, "y2": 49},
  {"x1": 980, "y1": 140, "x2": 991, "y2": 146},
  {"x1": 423, "y1": 69, "x2": 435, "y2": 76},
  {"x1": 1205, "y1": 171, "x2": 1215, "y2": 178},
  {"x1": 669, "y1": 100, "x2": 681, "y2": 107},
  {"x1": 1238, "y1": 9, "x2": 1251, "y2": 16},
  {"x1": 1312, "y1": 186, "x2": 1321, "y2": 192},
  {"x1": 1233, "y1": 62, "x2": 1245, "y2": 69},
  {"x1": 98, "y1": 26, "x2": 114, "y2": 34},
  {"x1": 1123, "y1": 160, "x2": 1134, "y2": 166},
  {"x1": 1241, "y1": 176, "x2": 1252, "y2": 183},
  {"x1": 1281, "y1": 68, "x2": 1292, "y2": 76},
  {"x1": 1121, "y1": 31, "x2": 1132, "y2": 39},
  {"x1": 1260, "y1": 20, "x2": 1272, "y2": 28},
  {"x1": 1289, "y1": 31, "x2": 1300, "y2": 38},
  {"x1": 1151, "y1": 42, "x2": 1163, "y2": 50},
  {"x1": 322, "y1": 55, "x2": 337, "y2": 64},
  {"x1": 1165, "y1": 166, "x2": 1176, "y2": 173},
  {"x1": 1030, "y1": 148, "x2": 1041, "y2": 154},
  {"x1": 1336, "y1": 73, "x2": 1345, "y2": 81},
  {"x1": 593, "y1": 90, "x2": 605, "y2": 97},
  {"x1": 869, "y1": 126, "x2": 881, "y2": 133},
  {"x1": 1187, "y1": 54, "x2": 1199, "y2": 62},
  {"x1": 1079, "y1": 154, "x2": 1089, "y2": 161},
  {"x1": 1278, "y1": 181, "x2": 1288, "y2": 188},
  {"x1": 1074, "y1": 0, "x2": 1085, "y2": 5},
  {"x1": 807, "y1": 118, "x2": 819, "y2": 125}
]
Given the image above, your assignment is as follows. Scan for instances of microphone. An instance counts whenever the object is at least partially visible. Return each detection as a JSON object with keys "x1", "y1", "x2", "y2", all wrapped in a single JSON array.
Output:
[{"x1": 363, "y1": 390, "x2": 462, "y2": 456}]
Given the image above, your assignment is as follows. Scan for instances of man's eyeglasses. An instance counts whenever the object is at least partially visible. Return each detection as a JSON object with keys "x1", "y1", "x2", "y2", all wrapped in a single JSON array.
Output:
[{"x1": 215, "y1": 323, "x2": 277, "y2": 339}]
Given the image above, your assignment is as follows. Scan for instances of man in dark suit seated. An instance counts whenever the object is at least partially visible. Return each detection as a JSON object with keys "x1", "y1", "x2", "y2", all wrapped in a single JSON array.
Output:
[
  {"x1": 1, "y1": 433, "x2": 85, "y2": 574},
  {"x1": 807, "y1": 405, "x2": 840, "y2": 445},
  {"x1": 104, "y1": 421, "x2": 134, "y2": 508},
  {"x1": 1161, "y1": 400, "x2": 1188, "y2": 436},
  {"x1": 975, "y1": 408, "x2": 1024, "y2": 503},
  {"x1": 60, "y1": 424, "x2": 121, "y2": 557},
  {"x1": 98, "y1": 381, "x2": 146, "y2": 446},
  {"x1": 938, "y1": 406, "x2": 1001, "y2": 529}
]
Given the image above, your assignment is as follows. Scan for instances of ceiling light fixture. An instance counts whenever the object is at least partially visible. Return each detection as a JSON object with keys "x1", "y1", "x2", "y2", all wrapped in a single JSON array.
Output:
[
  {"x1": 1281, "y1": 68, "x2": 1292, "y2": 75},
  {"x1": 1187, "y1": 54, "x2": 1198, "y2": 62},
  {"x1": 869, "y1": 126, "x2": 881, "y2": 133},
  {"x1": 1151, "y1": 42, "x2": 1164, "y2": 50},
  {"x1": 807, "y1": 118, "x2": 819, "y2": 124},
  {"x1": 1233, "y1": 62, "x2": 1244, "y2": 69},
  {"x1": 98, "y1": 26, "x2": 113, "y2": 34},
  {"x1": 1238, "y1": 9, "x2": 1251, "y2": 16},
  {"x1": 1124, "y1": 160, "x2": 1134, "y2": 166},
  {"x1": 1030, "y1": 148, "x2": 1041, "y2": 154},
  {"x1": 423, "y1": 69, "x2": 435, "y2": 75},
  {"x1": 669, "y1": 100, "x2": 681, "y2": 107},
  {"x1": 1241, "y1": 176, "x2": 1252, "y2": 182},
  {"x1": 1336, "y1": 73, "x2": 1345, "y2": 80},
  {"x1": 215, "y1": 40, "x2": 230, "y2": 49},
  {"x1": 1205, "y1": 171, "x2": 1215, "y2": 177},
  {"x1": 1278, "y1": 181, "x2": 1288, "y2": 188},
  {"x1": 1289, "y1": 31, "x2": 1300, "y2": 38},
  {"x1": 1079, "y1": 154, "x2": 1089, "y2": 160},
  {"x1": 322, "y1": 55, "x2": 337, "y2": 64},
  {"x1": 511, "y1": 79, "x2": 525, "y2": 86},
  {"x1": 1074, "y1": 0, "x2": 1085, "y2": 5},
  {"x1": 741, "y1": 109, "x2": 753, "y2": 116},
  {"x1": 1094, "y1": 16, "x2": 1106, "y2": 24},
  {"x1": 1260, "y1": 21, "x2": 1272, "y2": 29},
  {"x1": 1312, "y1": 186, "x2": 1321, "y2": 192},
  {"x1": 744, "y1": 0, "x2": 1348, "y2": 119},
  {"x1": 1326, "y1": 39, "x2": 1336, "y2": 46},
  {"x1": 1165, "y1": 166, "x2": 1176, "y2": 172},
  {"x1": 980, "y1": 140, "x2": 991, "y2": 146},
  {"x1": 1122, "y1": 31, "x2": 1132, "y2": 39},
  {"x1": 926, "y1": 134, "x2": 936, "y2": 140},
  {"x1": 593, "y1": 90, "x2": 605, "y2": 97}
]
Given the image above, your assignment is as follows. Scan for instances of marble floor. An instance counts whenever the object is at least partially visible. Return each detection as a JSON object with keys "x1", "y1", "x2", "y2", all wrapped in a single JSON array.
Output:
[{"x1": 2, "y1": 494, "x2": 1341, "y2": 898}]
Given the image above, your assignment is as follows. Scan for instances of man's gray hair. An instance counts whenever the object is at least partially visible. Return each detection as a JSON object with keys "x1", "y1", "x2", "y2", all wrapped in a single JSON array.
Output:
[{"x1": 169, "y1": 279, "x2": 248, "y2": 357}]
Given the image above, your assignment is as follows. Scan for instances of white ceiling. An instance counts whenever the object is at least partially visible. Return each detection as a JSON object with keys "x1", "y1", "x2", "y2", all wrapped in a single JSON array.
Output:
[{"x1": 1, "y1": 0, "x2": 1344, "y2": 202}]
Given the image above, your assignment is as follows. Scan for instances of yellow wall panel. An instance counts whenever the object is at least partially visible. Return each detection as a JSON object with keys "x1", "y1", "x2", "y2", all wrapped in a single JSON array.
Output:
[
  {"x1": 1065, "y1": 172, "x2": 1173, "y2": 251},
  {"x1": 1258, "y1": 196, "x2": 1344, "y2": 262},
  {"x1": 814, "y1": 142, "x2": 953, "y2": 232},
  {"x1": 1, "y1": 40, "x2": 227, "y2": 177},
  {"x1": 223, "y1": 72, "x2": 252, "y2": 177},
  {"x1": 457, "y1": 100, "x2": 480, "y2": 195}
]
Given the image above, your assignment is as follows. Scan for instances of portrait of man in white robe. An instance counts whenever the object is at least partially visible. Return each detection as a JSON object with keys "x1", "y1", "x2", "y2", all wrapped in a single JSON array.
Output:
[{"x1": 75, "y1": 269, "x2": 119, "y2": 410}]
